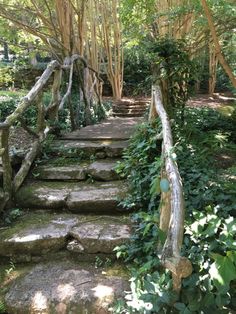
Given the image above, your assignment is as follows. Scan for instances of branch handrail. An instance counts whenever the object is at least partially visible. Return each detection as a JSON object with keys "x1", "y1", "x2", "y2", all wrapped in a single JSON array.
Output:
[
  {"x1": 152, "y1": 84, "x2": 192, "y2": 292},
  {"x1": 0, "y1": 54, "x2": 101, "y2": 211}
]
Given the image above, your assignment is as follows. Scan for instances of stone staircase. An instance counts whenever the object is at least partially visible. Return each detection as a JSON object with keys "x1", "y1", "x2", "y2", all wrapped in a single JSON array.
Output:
[
  {"x1": 0, "y1": 117, "x2": 142, "y2": 314},
  {"x1": 112, "y1": 99, "x2": 150, "y2": 117}
]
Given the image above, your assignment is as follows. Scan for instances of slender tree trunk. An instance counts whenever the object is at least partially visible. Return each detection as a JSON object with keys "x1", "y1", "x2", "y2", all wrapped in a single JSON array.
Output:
[
  {"x1": 209, "y1": 42, "x2": 218, "y2": 96},
  {"x1": 201, "y1": 0, "x2": 236, "y2": 88}
]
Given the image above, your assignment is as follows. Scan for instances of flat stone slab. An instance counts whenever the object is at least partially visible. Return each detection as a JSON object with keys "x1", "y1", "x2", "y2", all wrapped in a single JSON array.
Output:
[
  {"x1": 0, "y1": 212, "x2": 79, "y2": 259},
  {"x1": 67, "y1": 181, "x2": 126, "y2": 213},
  {"x1": 0, "y1": 212, "x2": 131, "y2": 262},
  {"x1": 50, "y1": 139, "x2": 128, "y2": 158},
  {"x1": 15, "y1": 181, "x2": 71, "y2": 209},
  {"x1": 68, "y1": 216, "x2": 131, "y2": 254},
  {"x1": 114, "y1": 113, "x2": 145, "y2": 117},
  {"x1": 62, "y1": 117, "x2": 142, "y2": 140},
  {"x1": 34, "y1": 164, "x2": 87, "y2": 181},
  {"x1": 5, "y1": 261, "x2": 129, "y2": 314},
  {"x1": 87, "y1": 159, "x2": 120, "y2": 181},
  {"x1": 34, "y1": 159, "x2": 120, "y2": 181},
  {"x1": 16, "y1": 181, "x2": 127, "y2": 212}
]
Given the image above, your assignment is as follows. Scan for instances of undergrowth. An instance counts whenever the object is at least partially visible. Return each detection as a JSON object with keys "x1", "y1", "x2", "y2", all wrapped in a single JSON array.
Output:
[{"x1": 115, "y1": 107, "x2": 236, "y2": 313}]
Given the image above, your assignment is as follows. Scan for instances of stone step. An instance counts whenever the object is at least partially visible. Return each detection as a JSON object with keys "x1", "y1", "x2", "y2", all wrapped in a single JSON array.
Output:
[
  {"x1": 114, "y1": 100, "x2": 149, "y2": 106},
  {"x1": 112, "y1": 108, "x2": 147, "y2": 114},
  {"x1": 49, "y1": 139, "x2": 128, "y2": 158},
  {"x1": 15, "y1": 181, "x2": 127, "y2": 213},
  {"x1": 112, "y1": 104, "x2": 148, "y2": 110},
  {"x1": 113, "y1": 112, "x2": 145, "y2": 117},
  {"x1": 33, "y1": 159, "x2": 121, "y2": 181},
  {"x1": 0, "y1": 211, "x2": 131, "y2": 262},
  {"x1": 61, "y1": 117, "x2": 142, "y2": 141},
  {"x1": 4, "y1": 260, "x2": 129, "y2": 314}
]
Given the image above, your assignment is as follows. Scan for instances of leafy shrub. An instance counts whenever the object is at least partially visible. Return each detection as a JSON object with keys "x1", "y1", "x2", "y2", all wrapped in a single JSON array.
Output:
[
  {"x1": 115, "y1": 107, "x2": 236, "y2": 313},
  {"x1": 0, "y1": 96, "x2": 16, "y2": 122},
  {"x1": 150, "y1": 37, "x2": 197, "y2": 119},
  {"x1": 123, "y1": 46, "x2": 152, "y2": 96},
  {"x1": 116, "y1": 118, "x2": 162, "y2": 210},
  {"x1": 0, "y1": 66, "x2": 14, "y2": 88}
]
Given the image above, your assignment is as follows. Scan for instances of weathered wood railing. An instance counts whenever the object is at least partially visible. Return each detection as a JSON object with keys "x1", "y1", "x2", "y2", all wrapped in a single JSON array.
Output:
[
  {"x1": 151, "y1": 84, "x2": 192, "y2": 292},
  {"x1": 0, "y1": 55, "x2": 100, "y2": 211}
]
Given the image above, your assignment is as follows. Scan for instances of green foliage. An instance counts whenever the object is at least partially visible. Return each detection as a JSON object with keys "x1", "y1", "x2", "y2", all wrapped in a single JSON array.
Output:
[
  {"x1": 123, "y1": 46, "x2": 152, "y2": 96},
  {"x1": 0, "y1": 208, "x2": 23, "y2": 227},
  {"x1": 0, "y1": 66, "x2": 14, "y2": 88},
  {"x1": 151, "y1": 37, "x2": 197, "y2": 118},
  {"x1": 116, "y1": 118, "x2": 162, "y2": 210},
  {"x1": 0, "y1": 300, "x2": 6, "y2": 314},
  {"x1": 94, "y1": 256, "x2": 112, "y2": 269},
  {"x1": 115, "y1": 107, "x2": 236, "y2": 313}
]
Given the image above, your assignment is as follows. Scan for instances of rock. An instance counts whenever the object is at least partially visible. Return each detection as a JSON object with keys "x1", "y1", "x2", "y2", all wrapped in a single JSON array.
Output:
[
  {"x1": 32, "y1": 160, "x2": 121, "y2": 182},
  {"x1": 69, "y1": 217, "x2": 131, "y2": 254},
  {"x1": 67, "y1": 240, "x2": 85, "y2": 253},
  {"x1": 87, "y1": 159, "x2": 120, "y2": 181},
  {"x1": 105, "y1": 142, "x2": 128, "y2": 157},
  {"x1": 0, "y1": 212, "x2": 79, "y2": 259},
  {"x1": 16, "y1": 181, "x2": 127, "y2": 213},
  {"x1": 95, "y1": 152, "x2": 106, "y2": 159},
  {"x1": 34, "y1": 164, "x2": 87, "y2": 181},
  {"x1": 50, "y1": 140, "x2": 128, "y2": 158},
  {"x1": 5, "y1": 261, "x2": 129, "y2": 314},
  {"x1": 15, "y1": 181, "x2": 70, "y2": 209},
  {"x1": 67, "y1": 181, "x2": 126, "y2": 213}
]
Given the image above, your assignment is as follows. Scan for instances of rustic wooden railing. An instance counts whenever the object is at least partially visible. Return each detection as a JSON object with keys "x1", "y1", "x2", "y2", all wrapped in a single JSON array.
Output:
[
  {"x1": 151, "y1": 84, "x2": 192, "y2": 292},
  {"x1": 0, "y1": 54, "x2": 100, "y2": 211}
]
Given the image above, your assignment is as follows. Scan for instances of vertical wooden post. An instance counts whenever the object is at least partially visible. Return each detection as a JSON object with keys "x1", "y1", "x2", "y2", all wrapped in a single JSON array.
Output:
[
  {"x1": 0, "y1": 123, "x2": 12, "y2": 203},
  {"x1": 36, "y1": 92, "x2": 46, "y2": 134},
  {"x1": 46, "y1": 69, "x2": 62, "y2": 121}
]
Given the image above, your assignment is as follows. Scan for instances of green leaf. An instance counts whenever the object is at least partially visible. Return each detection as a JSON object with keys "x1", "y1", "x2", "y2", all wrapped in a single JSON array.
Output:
[
  {"x1": 174, "y1": 302, "x2": 186, "y2": 311},
  {"x1": 215, "y1": 293, "x2": 231, "y2": 308},
  {"x1": 150, "y1": 176, "x2": 161, "y2": 196},
  {"x1": 202, "y1": 293, "x2": 215, "y2": 307},
  {"x1": 209, "y1": 252, "x2": 236, "y2": 292}
]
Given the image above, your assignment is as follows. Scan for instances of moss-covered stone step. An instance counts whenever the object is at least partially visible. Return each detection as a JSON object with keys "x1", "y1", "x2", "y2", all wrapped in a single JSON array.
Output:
[
  {"x1": 0, "y1": 212, "x2": 78, "y2": 262},
  {"x1": 49, "y1": 139, "x2": 128, "y2": 158},
  {"x1": 33, "y1": 159, "x2": 121, "y2": 181},
  {"x1": 15, "y1": 181, "x2": 127, "y2": 212},
  {"x1": 68, "y1": 216, "x2": 130, "y2": 255},
  {"x1": 4, "y1": 260, "x2": 129, "y2": 314},
  {"x1": 0, "y1": 211, "x2": 131, "y2": 262}
]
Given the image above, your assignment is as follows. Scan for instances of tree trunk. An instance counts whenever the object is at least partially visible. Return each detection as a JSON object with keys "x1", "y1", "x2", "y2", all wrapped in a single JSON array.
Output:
[
  {"x1": 201, "y1": 0, "x2": 236, "y2": 88},
  {"x1": 209, "y1": 42, "x2": 218, "y2": 96}
]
